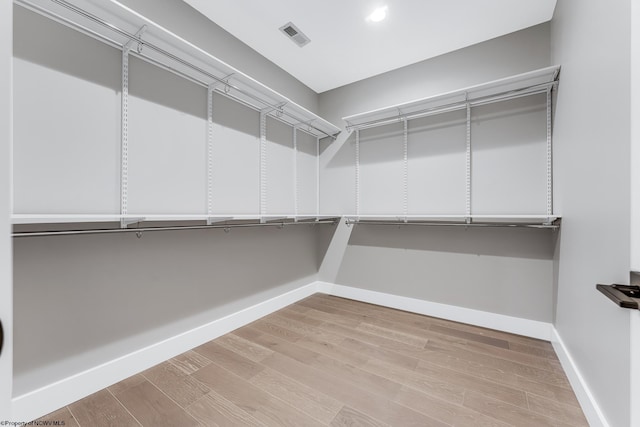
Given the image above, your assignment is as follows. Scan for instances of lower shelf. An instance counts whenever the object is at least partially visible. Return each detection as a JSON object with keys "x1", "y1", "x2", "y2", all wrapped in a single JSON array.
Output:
[
  {"x1": 341, "y1": 214, "x2": 561, "y2": 229},
  {"x1": 11, "y1": 213, "x2": 561, "y2": 236},
  {"x1": 11, "y1": 214, "x2": 340, "y2": 237},
  {"x1": 11, "y1": 214, "x2": 333, "y2": 224}
]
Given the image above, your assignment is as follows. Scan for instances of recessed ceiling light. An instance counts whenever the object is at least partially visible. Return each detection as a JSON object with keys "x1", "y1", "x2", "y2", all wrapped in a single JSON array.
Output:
[{"x1": 367, "y1": 6, "x2": 388, "y2": 23}]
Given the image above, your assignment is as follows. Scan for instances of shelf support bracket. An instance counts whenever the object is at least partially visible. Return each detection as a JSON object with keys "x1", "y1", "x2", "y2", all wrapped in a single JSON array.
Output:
[
  {"x1": 403, "y1": 118, "x2": 408, "y2": 219},
  {"x1": 206, "y1": 216, "x2": 233, "y2": 225},
  {"x1": 119, "y1": 25, "x2": 146, "y2": 229},
  {"x1": 207, "y1": 83, "x2": 216, "y2": 220},
  {"x1": 294, "y1": 118, "x2": 316, "y2": 134},
  {"x1": 355, "y1": 129, "x2": 360, "y2": 218},
  {"x1": 292, "y1": 125, "x2": 299, "y2": 219},
  {"x1": 123, "y1": 25, "x2": 147, "y2": 53},
  {"x1": 217, "y1": 73, "x2": 234, "y2": 93},
  {"x1": 261, "y1": 102, "x2": 287, "y2": 117},
  {"x1": 120, "y1": 50, "x2": 130, "y2": 227},
  {"x1": 316, "y1": 135, "x2": 321, "y2": 218},
  {"x1": 465, "y1": 101, "x2": 472, "y2": 220},
  {"x1": 305, "y1": 119, "x2": 316, "y2": 134},
  {"x1": 207, "y1": 73, "x2": 234, "y2": 94},
  {"x1": 260, "y1": 111, "x2": 267, "y2": 223},
  {"x1": 546, "y1": 86, "x2": 553, "y2": 222},
  {"x1": 121, "y1": 217, "x2": 146, "y2": 228},
  {"x1": 345, "y1": 120, "x2": 354, "y2": 132}
]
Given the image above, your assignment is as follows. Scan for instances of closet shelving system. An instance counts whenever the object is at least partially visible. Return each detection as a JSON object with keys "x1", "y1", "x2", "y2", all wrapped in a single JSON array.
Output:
[
  {"x1": 12, "y1": 0, "x2": 342, "y2": 236},
  {"x1": 12, "y1": 0, "x2": 561, "y2": 235},
  {"x1": 340, "y1": 65, "x2": 561, "y2": 230}
]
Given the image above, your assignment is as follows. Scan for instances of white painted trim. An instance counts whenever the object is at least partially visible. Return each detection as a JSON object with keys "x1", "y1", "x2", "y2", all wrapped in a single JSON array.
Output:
[
  {"x1": 316, "y1": 282, "x2": 552, "y2": 340},
  {"x1": 551, "y1": 328, "x2": 610, "y2": 427},
  {"x1": 11, "y1": 282, "x2": 321, "y2": 422}
]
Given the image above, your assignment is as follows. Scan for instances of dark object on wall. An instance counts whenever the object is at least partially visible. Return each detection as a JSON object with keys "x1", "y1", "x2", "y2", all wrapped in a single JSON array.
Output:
[
  {"x1": 597, "y1": 284, "x2": 640, "y2": 309},
  {"x1": 0, "y1": 319, "x2": 3, "y2": 357}
]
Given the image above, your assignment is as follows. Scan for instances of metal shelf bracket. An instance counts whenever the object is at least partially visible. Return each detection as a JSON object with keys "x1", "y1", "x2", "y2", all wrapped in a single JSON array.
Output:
[
  {"x1": 355, "y1": 129, "x2": 360, "y2": 218},
  {"x1": 206, "y1": 216, "x2": 233, "y2": 225},
  {"x1": 122, "y1": 25, "x2": 146, "y2": 53},
  {"x1": 465, "y1": 103, "x2": 472, "y2": 219},
  {"x1": 403, "y1": 118, "x2": 408, "y2": 218},
  {"x1": 259, "y1": 112, "x2": 267, "y2": 220},
  {"x1": 292, "y1": 126, "x2": 299, "y2": 219},
  {"x1": 121, "y1": 217, "x2": 146, "y2": 228},
  {"x1": 260, "y1": 102, "x2": 287, "y2": 116}
]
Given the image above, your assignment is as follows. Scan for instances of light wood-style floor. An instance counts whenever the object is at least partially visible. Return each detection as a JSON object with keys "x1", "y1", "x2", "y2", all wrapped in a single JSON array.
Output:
[{"x1": 38, "y1": 294, "x2": 588, "y2": 426}]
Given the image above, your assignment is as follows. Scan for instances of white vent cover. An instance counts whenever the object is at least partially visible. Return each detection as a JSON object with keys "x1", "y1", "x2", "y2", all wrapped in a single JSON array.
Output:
[{"x1": 279, "y1": 22, "x2": 310, "y2": 47}]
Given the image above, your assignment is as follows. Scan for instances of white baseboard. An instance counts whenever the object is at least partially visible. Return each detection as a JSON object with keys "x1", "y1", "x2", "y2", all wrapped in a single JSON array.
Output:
[
  {"x1": 551, "y1": 328, "x2": 610, "y2": 427},
  {"x1": 12, "y1": 281, "x2": 556, "y2": 422},
  {"x1": 12, "y1": 282, "x2": 322, "y2": 422},
  {"x1": 317, "y1": 282, "x2": 552, "y2": 340}
]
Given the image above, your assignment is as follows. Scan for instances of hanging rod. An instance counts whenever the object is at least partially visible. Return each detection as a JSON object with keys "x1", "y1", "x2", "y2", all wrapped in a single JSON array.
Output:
[
  {"x1": 345, "y1": 81, "x2": 556, "y2": 132},
  {"x1": 345, "y1": 219, "x2": 559, "y2": 230},
  {"x1": 12, "y1": 218, "x2": 338, "y2": 238},
  {"x1": 19, "y1": 0, "x2": 339, "y2": 140}
]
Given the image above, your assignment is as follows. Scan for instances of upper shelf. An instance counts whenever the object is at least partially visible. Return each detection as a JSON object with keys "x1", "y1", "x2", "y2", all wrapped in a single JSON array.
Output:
[
  {"x1": 343, "y1": 65, "x2": 561, "y2": 131},
  {"x1": 16, "y1": 0, "x2": 341, "y2": 139}
]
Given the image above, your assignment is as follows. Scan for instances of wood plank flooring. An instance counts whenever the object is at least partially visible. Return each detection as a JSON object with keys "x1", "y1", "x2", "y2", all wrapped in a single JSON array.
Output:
[{"x1": 37, "y1": 294, "x2": 588, "y2": 426}]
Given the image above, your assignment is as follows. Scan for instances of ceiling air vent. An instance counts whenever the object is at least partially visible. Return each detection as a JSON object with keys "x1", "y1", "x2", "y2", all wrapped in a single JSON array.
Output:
[{"x1": 279, "y1": 22, "x2": 310, "y2": 47}]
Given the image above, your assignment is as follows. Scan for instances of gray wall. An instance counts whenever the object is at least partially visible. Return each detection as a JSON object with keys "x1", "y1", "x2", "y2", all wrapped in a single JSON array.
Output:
[
  {"x1": 319, "y1": 23, "x2": 551, "y2": 126},
  {"x1": 319, "y1": 25, "x2": 556, "y2": 322},
  {"x1": 118, "y1": 0, "x2": 318, "y2": 114},
  {"x1": 336, "y1": 226, "x2": 555, "y2": 322},
  {"x1": 13, "y1": 7, "x2": 121, "y2": 215},
  {"x1": 0, "y1": 0, "x2": 13, "y2": 418},
  {"x1": 551, "y1": 1, "x2": 631, "y2": 426},
  {"x1": 13, "y1": 225, "x2": 320, "y2": 396}
]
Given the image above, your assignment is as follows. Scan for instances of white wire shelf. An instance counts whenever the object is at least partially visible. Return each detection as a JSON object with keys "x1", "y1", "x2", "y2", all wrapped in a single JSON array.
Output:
[
  {"x1": 11, "y1": 215, "x2": 340, "y2": 237},
  {"x1": 16, "y1": 0, "x2": 341, "y2": 139},
  {"x1": 11, "y1": 214, "x2": 338, "y2": 225},
  {"x1": 11, "y1": 214, "x2": 123, "y2": 224},
  {"x1": 340, "y1": 214, "x2": 561, "y2": 229},
  {"x1": 12, "y1": 214, "x2": 558, "y2": 227},
  {"x1": 343, "y1": 65, "x2": 561, "y2": 131}
]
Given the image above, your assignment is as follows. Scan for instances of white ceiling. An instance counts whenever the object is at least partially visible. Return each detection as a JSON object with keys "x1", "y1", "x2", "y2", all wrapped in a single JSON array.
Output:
[{"x1": 183, "y1": 0, "x2": 557, "y2": 93}]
